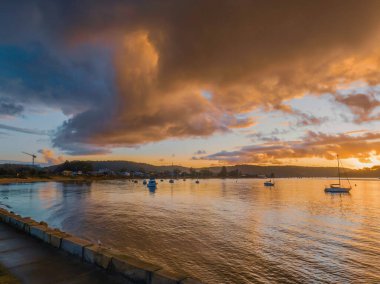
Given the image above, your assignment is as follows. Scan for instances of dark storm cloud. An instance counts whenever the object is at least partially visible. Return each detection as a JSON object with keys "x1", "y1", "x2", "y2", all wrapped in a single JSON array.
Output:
[
  {"x1": 0, "y1": 43, "x2": 115, "y2": 116},
  {"x1": 0, "y1": 123, "x2": 48, "y2": 135},
  {"x1": 0, "y1": 99, "x2": 24, "y2": 117},
  {"x1": 1, "y1": 0, "x2": 380, "y2": 154}
]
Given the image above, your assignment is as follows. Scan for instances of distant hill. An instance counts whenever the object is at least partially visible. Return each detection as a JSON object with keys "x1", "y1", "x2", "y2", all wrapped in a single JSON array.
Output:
[
  {"x1": 205, "y1": 164, "x2": 380, "y2": 178},
  {"x1": 47, "y1": 160, "x2": 189, "y2": 173},
  {"x1": 44, "y1": 160, "x2": 380, "y2": 178},
  {"x1": 0, "y1": 163, "x2": 49, "y2": 178}
]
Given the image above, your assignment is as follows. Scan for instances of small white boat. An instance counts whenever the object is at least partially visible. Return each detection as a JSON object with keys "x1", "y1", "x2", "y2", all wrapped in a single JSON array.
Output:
[
  {"x1": 147, "y1": 178, "x2": 157, "y2": 188},
  {"x1": 325, "y1": 155, "x2": 351, "y2": 193},
  {"x1": 264, "y1": 180, "x2": 274, "y2": 186}
]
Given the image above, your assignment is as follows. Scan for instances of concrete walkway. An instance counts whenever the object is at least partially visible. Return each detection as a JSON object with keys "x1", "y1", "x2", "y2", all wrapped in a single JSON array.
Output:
[{"x1": 0, "y1": 223, "x2": 130, "y2": 284}]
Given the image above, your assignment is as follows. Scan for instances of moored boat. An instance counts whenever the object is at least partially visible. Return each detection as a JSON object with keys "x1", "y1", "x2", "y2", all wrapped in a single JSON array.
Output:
[
  {"x1": 264, "y1": 180, "x2": 274, "y2": 186},
  {"x1": 325, "y1": 155, "x2": 351, "y2": 193},
  {"x1": 324, "y1": 184, "x2": 350, "y2": 193},
  {"x1": 147, "y1": 178, "x2": 157, "y2": 188}
]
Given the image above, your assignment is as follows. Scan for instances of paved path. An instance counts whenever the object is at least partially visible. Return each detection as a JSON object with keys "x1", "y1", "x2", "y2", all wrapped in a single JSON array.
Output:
[{"x1": 0, "y1": 223, "x2": 130, "y2": 284}]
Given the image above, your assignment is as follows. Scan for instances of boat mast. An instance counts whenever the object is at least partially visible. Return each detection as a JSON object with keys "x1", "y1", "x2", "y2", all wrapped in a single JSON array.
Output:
[{"x1": 337, "y1": 154, "x2": 341, "y2": 186}]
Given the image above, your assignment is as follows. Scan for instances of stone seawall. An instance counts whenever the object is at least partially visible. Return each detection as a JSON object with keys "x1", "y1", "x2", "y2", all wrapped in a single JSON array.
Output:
[{"x1": 0, "y1": 208, "x2": 201, "y2": 284}]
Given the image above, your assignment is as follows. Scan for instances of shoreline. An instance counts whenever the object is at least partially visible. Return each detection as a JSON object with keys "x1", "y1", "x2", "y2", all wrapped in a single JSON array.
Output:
[
  {"x1": 1, "y1": 176, "x2": 379, "y2": 185},
  {"x1": 0, "y1": 176, "x2": 126, "y2": 185},
  {"x1": 0, "y1": 208, "x2": 201, "y2": 283}
]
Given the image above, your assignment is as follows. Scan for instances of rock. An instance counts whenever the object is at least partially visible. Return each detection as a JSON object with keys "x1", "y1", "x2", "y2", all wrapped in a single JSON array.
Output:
[
  {"x1": 61, "y1": 236, "x2": 93, "y2": 258},
  {"x1": 8, "y1": 215, "x2": 24, "y2": 230},
  {"x1": 22, "y1": 218, "x2": 39, "y2": 234},
  {"x1": 0, "y1": 210, "x2": 11, "y2": 223},
  {"x1": 84, "y1": 245, "x2": 113, "y2": 270},
  {"x1": 30, "y1": 225, "x2": 49, "y2": 241},
  {"x1": 39, "y1": 221, "x2": 48, "y2": 227},
  {"x1": 110, "y1": 254, "x2": 161, "y2": 283},
  {"x1": 50, "y1": 231, "x2": 70, "y2": 248}
]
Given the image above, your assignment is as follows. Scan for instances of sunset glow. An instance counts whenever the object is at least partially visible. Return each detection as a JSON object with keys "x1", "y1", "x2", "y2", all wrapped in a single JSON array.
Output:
[{"x1": 1, "y1": 1, "x2": 380, "y2": 168}]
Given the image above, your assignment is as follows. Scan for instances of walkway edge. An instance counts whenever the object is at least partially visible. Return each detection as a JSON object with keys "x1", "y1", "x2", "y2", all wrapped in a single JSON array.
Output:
[{"x1": 0, "y1": 208, "x2": 202, "y2": 284}]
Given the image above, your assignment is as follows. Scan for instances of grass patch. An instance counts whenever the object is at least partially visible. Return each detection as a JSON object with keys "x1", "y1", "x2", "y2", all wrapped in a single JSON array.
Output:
[{"x1": 0, "y1": 264, "x2": 19, "y2": 284}]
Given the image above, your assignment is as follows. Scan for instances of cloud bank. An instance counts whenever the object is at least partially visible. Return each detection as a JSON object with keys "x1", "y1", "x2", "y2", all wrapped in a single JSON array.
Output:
[
  {"x1": 334, "y1": 93, "x2": 380, "y2": 123},
  {"x1": 0, "y1": 124, "x2": 48, "y2": 136},
  {"x1": 204, "y1": 131, "x2": 380, "y2": 164},
  {"x1": 1, "y1": 0, "x2": 380, "y2": 155},
  {"x1": 38, "y1": 148, "x2": 64, "y2": 165}
]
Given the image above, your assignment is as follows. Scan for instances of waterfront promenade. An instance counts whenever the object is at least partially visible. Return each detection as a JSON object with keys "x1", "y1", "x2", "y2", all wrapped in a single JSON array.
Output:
[
  {"x1": 0, "y1": 222, "x2": 127, "y2": 284},
  {"x1": 0, "y1": 208, "x2": 200, "y2": 284}
]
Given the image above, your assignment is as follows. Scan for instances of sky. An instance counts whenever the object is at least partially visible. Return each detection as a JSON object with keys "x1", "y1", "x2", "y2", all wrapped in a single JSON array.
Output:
[{"x1": 1, "y1": 0, "x2": 380, "y2": 168}]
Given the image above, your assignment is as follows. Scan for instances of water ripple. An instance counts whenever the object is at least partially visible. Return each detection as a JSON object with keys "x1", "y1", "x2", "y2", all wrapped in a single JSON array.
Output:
[{"x1": 1, "y1": 178, "x2": 380, "y2": 283}]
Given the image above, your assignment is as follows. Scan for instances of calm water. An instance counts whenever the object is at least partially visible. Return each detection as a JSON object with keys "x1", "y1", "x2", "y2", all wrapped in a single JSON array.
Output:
[{"x1": 1, "y1": 178, "x2": 380, "y2": 283}]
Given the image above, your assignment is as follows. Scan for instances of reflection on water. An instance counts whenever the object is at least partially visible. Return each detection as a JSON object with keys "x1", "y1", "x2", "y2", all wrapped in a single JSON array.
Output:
[
  {"x1": 1, "y1": 179, "x2": 380, "y2": 283},
  {"x1": 148, "y1": 186, "x2": 156, "y2": 195}
]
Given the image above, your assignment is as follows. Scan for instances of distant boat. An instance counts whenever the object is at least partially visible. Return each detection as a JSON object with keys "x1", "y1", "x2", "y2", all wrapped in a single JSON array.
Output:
[
  {"x1": 169, "y1": 162, "x2": 175, "y2": 183},
  {"x1": 143, "y1": 179, "x2": 147, "y2": 185},
  {"x1": 325, "y1": 155, "x2": 351, "y2": 193},
  {"x1": 195, "y1": 180, "x2": 200, "y2": 184},
  {"x1": 264, "y1": 180, "x2": 274, "y2": 186},
  {"x1": 147, "y1": 178, "x2": 157, "y2": 188}
]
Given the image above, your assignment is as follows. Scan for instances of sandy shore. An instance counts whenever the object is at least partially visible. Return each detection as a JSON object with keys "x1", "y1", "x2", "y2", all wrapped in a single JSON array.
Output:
[{"x1": 0, "y1": 176, "x2": 123, "y2": 184}]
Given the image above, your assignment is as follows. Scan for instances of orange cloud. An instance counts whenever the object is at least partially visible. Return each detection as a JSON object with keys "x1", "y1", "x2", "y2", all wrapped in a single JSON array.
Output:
[
  {"x1": 55, "y1": 0, "x2": 380, "y2": 152},
  {"x1": 334, "y1": 93, "x2": 380, "y2": 123},
  {"x1": 204, "y1": 131, "x2": 380, "y2": 164},
  {"x1": 38, "y1": 149, "x2": 65, "y2": 165},
  {"x1": 4, "y1": 1, "x2": 380, "y2": 154}
]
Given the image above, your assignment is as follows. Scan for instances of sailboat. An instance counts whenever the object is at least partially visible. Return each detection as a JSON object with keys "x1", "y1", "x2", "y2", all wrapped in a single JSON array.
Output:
[
  {"x1": 169, "y1": 162, "x2": 174, "y2": 183},
  {"x1": 264, "y1": 179, "x2": 274, "y2": 186},
  {"x1": 325, "y1": 155, "x2": 351, "y2": 193},
  {"x1": 195, "y1": 173, "x2": 200, "y2": 184},
  {"x1": 264, "y1": 173, "x2": 275, "y2": 186}
]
